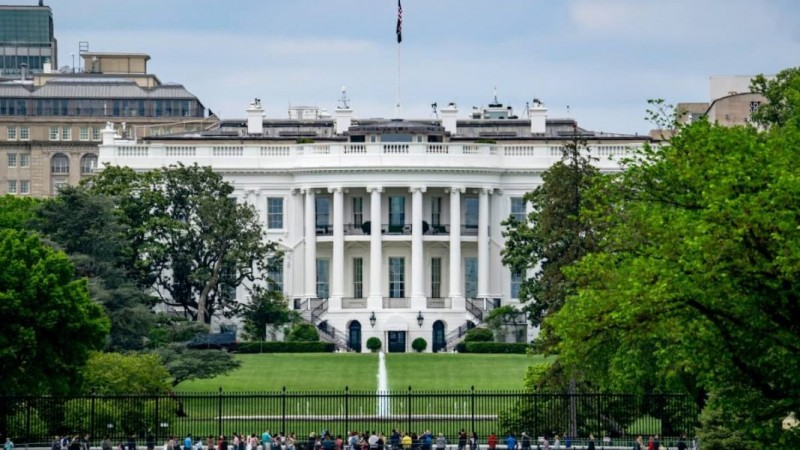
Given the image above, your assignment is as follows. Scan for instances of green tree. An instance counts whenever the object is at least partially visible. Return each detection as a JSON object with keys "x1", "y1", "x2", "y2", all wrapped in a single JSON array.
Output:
[
  {"x1": 0, "y1": 229, "x2": 109, "y2": 395},
  {"x1": 155, "y1": 344, "x2": 241, "y2": 387},
  {"x1": 412, "y1": 337, "x2": 427, "y2": 352},
  {"x1": 240, "y1": 285, "x2": 297, "y2": 340},
  {"x1": 463, "y1": 327, "x2": 493, "y2": 342},
  {"x1": 87, "y1": 164, "x2": 280, "y2": 323},
  {"x1": 366, "y1": 337, "x2": 382, "y2": 352},
  {"x1": 0, "y1": 195, "x2": 42, "y2": 231},
  {"x1": 82, "y1": 351, "x2": 170, "y2": 394},
  {"x1": 287, "y1": 323, "x2": 320, "y2": 342},
  {"x1": 501, "y1": 130, "x2": 600, "y2": 351}
]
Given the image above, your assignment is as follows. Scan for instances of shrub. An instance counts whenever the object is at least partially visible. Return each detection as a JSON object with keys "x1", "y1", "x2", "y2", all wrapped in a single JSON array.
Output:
[
  {"x1": 412, "y1": 337, "x2": 427, "y2": 353},
  {"x1": 464, "y1": 327, "x2": 494, "y2": 342},
  {"x1": 366, "y1": 337, "x2": 382, "y2": 352},
  {"x1": 459, "y1": 342, "x2": 530, "y2": 354},
  {"x1": 361, "y1": 221, "x2": 371, "y2": 234},
  {"x1": 296, "y1": 138, "x2": 315, "y2": 144},
  {"x1": 475, "y1": 138, "x2": 497, "y2": 144},
  {"x1": 287, "y1": 323, "x2": 320, "y2": 342},
  {"x1": 237, "y1": 341, "x2": 335, "y2": 353}
]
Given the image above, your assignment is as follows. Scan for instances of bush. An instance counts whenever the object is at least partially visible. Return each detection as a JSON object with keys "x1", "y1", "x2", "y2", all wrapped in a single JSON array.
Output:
[
  {"x1": 475, "y1": 138, "x2": 497, "y2": 144},
  {"x1": 296, "y1": 138, "x2": 315, "y2": 144},
  {"x1": 366, "y1": 337, "x2": 382, "y2": 352},
  {"x1": 237, "y1": 341, "x2": 335, "y2": 353},
  {"x1": 464, "y1": 327, "x2": 494, "y2": 342},
  {"x1": 287, "y1": 323, "x2": 320, "y2": 342},
  {"x1": 458, "y1": 342, "x2": 530, "y2": 354},
  {"x1": 412, "y1": 338, "x2": 427, "y2": 353}
]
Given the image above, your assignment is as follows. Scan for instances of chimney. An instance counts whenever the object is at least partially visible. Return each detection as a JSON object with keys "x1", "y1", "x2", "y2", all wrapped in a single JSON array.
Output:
[
  {"x1": 529, "y1": 98, "x2": 547, "y2": 135},
  {"x1": 101, "y1": 122, "x2": 118, "y2": 145},
  {"x1": 246, "y1": 98, "x2": 264, "y2": 135},
  {"x1": 19, "y1": 63, "x2": 28, "y2": 81},
  {"x1": 334, "y1": 106, "x2": 353, "y2": 135},
  {"x1": 440, "y1": 102, "x2": 458, "y2": 135}
]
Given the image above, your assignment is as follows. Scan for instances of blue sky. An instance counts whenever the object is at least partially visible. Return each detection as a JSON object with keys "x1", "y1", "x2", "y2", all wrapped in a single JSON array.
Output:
[{"x1": 39, "y1": 0, "x2": 800, "y2": 134}]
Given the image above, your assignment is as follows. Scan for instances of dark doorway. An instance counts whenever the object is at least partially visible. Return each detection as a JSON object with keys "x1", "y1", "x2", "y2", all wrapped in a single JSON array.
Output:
[
  {"x1": 432, "y1": 320, "x2": 446, "y2": 352},
  {"x1": 348, "y1": 321, "x2": 362, "y2": 352},
  {"x1": 388, "y1": 331, "x2": 406, "y2": 353}
]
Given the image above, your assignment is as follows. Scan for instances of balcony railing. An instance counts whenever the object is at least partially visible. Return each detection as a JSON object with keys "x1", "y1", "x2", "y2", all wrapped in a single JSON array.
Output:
[
  {"x1": 382, "y1": 223, "x2": 412, "y2": 235},
  {"x1": 426, "y1": 297, "x2": 452, "y2": 309},
  {"x1": 342, "y1": 297, "x2": 367, "y2": 309},
  {"x1": 382, "y1": 297, "x2": 410, "y2": 308},
  {"x1": 461, "y1": 225, "x2": 479, "y2": 236}
]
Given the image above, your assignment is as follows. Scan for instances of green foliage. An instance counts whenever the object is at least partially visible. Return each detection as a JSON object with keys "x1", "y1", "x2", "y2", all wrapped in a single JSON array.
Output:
[
  {"x1": 475, "y1": 138, "x2": 497, "y2": 144},
  {"x1": 0, "y1": 195, "x2": 42, "y2": 231},
  {"x1": 458, "y1": 342, "x2": 529, "y2": 354},
  {"x1": 463, "y1": 327, "x2": 494, "y2": 342},
  {"x1": 295, "y1": 138, "x2": 315, "y2": 144},
  {"x1": 81, "y1": 351, "x2": 170, "y2": 394},
  {"x1": 155, "y1": 343, "x2": 241, "y2": 387},
  {"x1": 411, "y1": 337, "x2": 427, "y2": 352},
  {"x1": 366, "y1": 337, "x2": 382, "y2": 352},
  {"x1": 286, "y1": 323, "x2": 320, "y2": 342},
  {"x1": 240, "y1": 285, "x2": 297, "y2": 340},
  {"x1": 147, "y1": 315, "x2": 208, "y2": 349},
  {"x1": 63, "y1": 397, "x2": 177, "y2": 438},
  {"x1": 236, "y1": 341, "x2": 335, "y2": 353},
  {"x1": 0, "y1": 229, "x2": 109, "y2": 395},
  {"x1": 87, "y1": 164, "x2": 280, "y2": 323},
  {"x1": 750, "y1": 68, "x2": 800, "y2": 127}
]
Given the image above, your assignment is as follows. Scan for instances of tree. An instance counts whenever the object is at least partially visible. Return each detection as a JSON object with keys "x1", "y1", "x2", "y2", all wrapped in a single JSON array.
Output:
[
  {"x1": 463, "y1": 327, "x2": 493, "y2": 342},
  {"x1": 411, "y1": 337, "x2": 427, "y2": 352},
  {"x1": 240, "y1": 285, "x2": 297, "y2": 340},
  {"x1": 501, "y1": 130, "x2": 600, "y2": 351},
  {"x1": 0, "y1": 195, "x2": 42, "y2": 231},
  {"x1": 155, "y1": 344, "x2": 241, "y2": 387},
  {"x1": 82, "y1": 351, "x2": 170, "y2": 394},
  {"x1": 287, "y1": 323, "x2": 320, "y2": 342},
  {"x1": 87, "y1": 164, "x2": 280, "y2": 323},
  {"x1": 0, "y1": 229, "x2": 109, "y2": 395}
]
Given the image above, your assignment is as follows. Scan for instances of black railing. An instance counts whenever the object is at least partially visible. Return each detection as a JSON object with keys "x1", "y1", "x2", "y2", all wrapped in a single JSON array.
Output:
[{"x1": 0, "y1": 390, "x2": 699, "y2": 446}]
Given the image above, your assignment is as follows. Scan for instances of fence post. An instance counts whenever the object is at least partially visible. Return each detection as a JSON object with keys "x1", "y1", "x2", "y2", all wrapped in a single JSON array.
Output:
[
  {"x1": 25, "y1": 396, "x2": 31, "y2": 444},
  {"x1": 154, "y1": 395, "x2": 160, "y2": 443},
  {"x1": 407, "y1": 386, "x2": 412, "y2": 434},
  {"x1": 218, "y1": 387, "x2": 223, "y2": 438},
  {"x1": 281, "y1": 387, "x2": 287, "y2": 434},
  {"x1": 344, "y1": 386, "x2": 349, "y2": 436},
  {"x1": 91, "y1": 392, "x2": 96, "y2": 443},
  {"x1": 470, "y1": 386, "x2": 476, "y2": 433}
]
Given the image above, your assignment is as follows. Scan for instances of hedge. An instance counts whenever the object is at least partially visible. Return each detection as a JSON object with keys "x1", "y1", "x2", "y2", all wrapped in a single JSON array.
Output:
[
  {"x1": 237, "y1": 341, "x2": 335, "y2": 353},
  {"x1": 456, "y1": 342, "x2": 530, "y2": 354}
]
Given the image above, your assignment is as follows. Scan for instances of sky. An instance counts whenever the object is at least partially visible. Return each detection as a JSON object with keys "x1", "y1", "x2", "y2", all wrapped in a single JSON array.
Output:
[{"x1": 33, "y1": 0, "x2": 800, "y2": 134}]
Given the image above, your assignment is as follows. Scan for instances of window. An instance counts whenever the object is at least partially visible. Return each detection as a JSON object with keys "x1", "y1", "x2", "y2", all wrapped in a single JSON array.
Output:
[
  {"x1": 431, "y1": 196, "x2": 442, "y2": 226},
  {"x1": 79, "y1": 127, "x2": 89, "y2": 141},
  {"x1": 511, "y1": 270, "x2": 523, "y2": 299},
  {"x1": 267, "y1": 197, "x2": 284, "y2": 229},
  {"x1": 7, "y1": 127, "x2": 16, "y2": 140},
  {"x1": 352, "y1": 197, "x2": 363, "y2": 227},
  {"x1": 20, "y1": 154, "x2": 29, "y2": 168},
  {"x1": 267, "y1": 257, "x2": 284, "y2": 292},
  {"x1": 61, "y1": 127, "x2": 71, "y2": 141},
  {"x1": 92, "y1": 127, "x2": 101, "y2": 141},
  {"x1": 389, "y1": 257, "x2": 405, "y2": 298},
  {"x1": 353, "y1": 257, "x2": 363, "y2": 298},
  {"x1": 7, "y1": 180, "x2": 16, "y2": 194},
  {"x1": 315, "y1": 197, "x2": 330, "y2": 230},
  {"x1": 7, "y1": 153, "x2": 16, "y2": 168},
  {"x1": 51, "y1": 153, "x2": 69, "y2": 174},
  {"x1": 19, "y1": 127, "x2": 28, "y2": 140},
  {"x1": 749, "y1": 101, "x2": 761, "y2": 113},
  {"x1": 80, "y1": 154, "x2": 97, "y2": 174},
  {"x1": 49, "y1": 127, "x2": 59, "y2": 141},
  {"x1": 316, "y1": 258, "x2": 330, "y2": 299},
  {"x1": 431, "y1": 257, "x2": 442, "y2": 298},
  {"x1": 464, "y1": 197, "x2": 479, "y2": 229},
  {"x1": 389, "y1": 196, "x2": 405, "y2": 227},
  {"x1": 464, "y1": 257, "x2": 478, "y2": 298},
  {"x1": 510, "y1": 197, "x2": 525, "y2": 222},
  {"x1": 19, "y1": 180, "x2": 29, "y2": 195}
]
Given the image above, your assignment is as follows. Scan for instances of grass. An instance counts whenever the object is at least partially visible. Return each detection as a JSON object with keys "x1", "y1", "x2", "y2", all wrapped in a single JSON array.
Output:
[{"x1": 176, "y1": 353, "x2": 545, "y2": 392}]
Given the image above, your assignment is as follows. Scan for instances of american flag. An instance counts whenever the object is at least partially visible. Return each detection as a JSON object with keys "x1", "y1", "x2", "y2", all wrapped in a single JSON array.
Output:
[{"x1": 396, "y1": 0, "x2": 403, "y2": 43}]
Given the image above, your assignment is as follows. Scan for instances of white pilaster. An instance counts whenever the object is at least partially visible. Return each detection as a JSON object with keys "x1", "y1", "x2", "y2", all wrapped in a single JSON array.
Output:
[
  {"x1": 330, "y1": 186, "x2": 344, "y2": 310},
  {"x1": 368, "y1": 186, "x2": 383, "y2": 309},
  {"x1": 411, "y1": 186, "x2": 427, "y2": 309},
  {"x1": 449, "y1": 186, "x2": 465, "y2": 309},
  {"x1": 304, "y1": 188, "x2": 317, "y2": 299},
  {"x1": 478, "y1": 187, "x2": 491, "y2": 298}
]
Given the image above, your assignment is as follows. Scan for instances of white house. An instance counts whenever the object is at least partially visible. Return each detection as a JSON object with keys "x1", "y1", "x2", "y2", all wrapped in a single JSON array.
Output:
[{"x1": 98, "y1": 96, "x2": 652, "y2": 352}]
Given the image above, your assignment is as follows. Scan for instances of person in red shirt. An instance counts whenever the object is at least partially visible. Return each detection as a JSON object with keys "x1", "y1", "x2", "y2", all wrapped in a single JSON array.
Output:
[{"x1": 487, "y1": 434, "x2": 497, "y2": 450}]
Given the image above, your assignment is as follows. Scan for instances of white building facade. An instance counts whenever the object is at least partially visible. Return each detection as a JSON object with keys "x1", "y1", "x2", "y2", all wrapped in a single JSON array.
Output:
[{"x1": 98, "y1": 99, "x2": 652, "y2": 352}]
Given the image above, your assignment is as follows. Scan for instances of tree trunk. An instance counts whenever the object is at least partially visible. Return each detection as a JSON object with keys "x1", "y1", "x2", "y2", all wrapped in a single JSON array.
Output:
[{"x1": 197, "y1": 256, "x2": 225, "y2": 324}]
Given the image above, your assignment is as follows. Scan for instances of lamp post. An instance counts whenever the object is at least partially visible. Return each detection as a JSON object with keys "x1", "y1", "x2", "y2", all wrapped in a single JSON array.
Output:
[
  {"x1": 416, "y1": 311, "x2": 424, "y2": 327},
  {"x1": 369, "y1": 311, "x2": 377, "y2": 327},
  {"x1": 71, "y1": 53, "x2": 75, "y2": 73}
]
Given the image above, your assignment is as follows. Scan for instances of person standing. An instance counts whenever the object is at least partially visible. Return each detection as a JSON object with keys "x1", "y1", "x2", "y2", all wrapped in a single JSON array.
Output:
[
  {"x1": 468, "y1": 433, "x2": 477, "y2": 450},
  {"x1": 487, "y1": 434, "x2": 496, "y2": 450},
  {"x1": 102, "y1": 436, "x2": 112, "y2": 450},
  {"x1": 632, "y1": 436, "x2": 644, "y2": 450},
  {"x1": 186, "y1": 435, "x2": 194, "y2": 450},
  {"x1": 652, "y1": 436, "x2": 659, "y2": 450},
  {"x1": 676, "y1": 434, "x2": 687, "y2": 450},
  {"x1": 4, "y1": 437, "x2": 14, "y2": 450},
  {"x1": 434, "y1": 434, "x2": 446, "y2": 450},
  {"x1": 586, "y1": 434, "x2": 595, "y2": 450},
  {"x1": 457, "y1": 431, "x2": 466, "y2": 450},
  {"x1": 504, "y1": 434, "x2": 516, "y2": 450},
  {"x1": 520, "y1": 433, "x2": 530, "y2": 450}
]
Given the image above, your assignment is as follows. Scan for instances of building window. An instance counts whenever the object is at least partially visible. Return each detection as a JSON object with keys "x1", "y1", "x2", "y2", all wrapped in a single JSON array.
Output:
[
  {"x1": 52, "y1": 181, "x2": 67, "y2": 195},
  {"x1": 749, "y1": 101, "x2": 761, "y2": 113},
  {"x1": 7, "y1": 180, "x2": 16, "y2": 194},
  {"x1": 431, "y1": 257, "x2": 442, "y2": 298},
  {"x1": 464, "y1": 257, "x2": 478, "y2": 298},
  {"x1": 431, "y1": 196, "x2": 442, "y2": 227},
  {"x1": 51, "y1": 153, "x2": 69, "y2": 174},
  {"x1": 19, "y1": 127, "x2": 29, "y2": 140},
  {"x1": 353, "y1": 257, "x2": 363, "y2": 298},
  {"x1": 511, "y1": 270, "x2": 523, "y2": 299},
  {"x1": 316, "y1": 258, "x2": 330, "y2": 299},
  {"x1": 80, "y1": 154, "x2": 97, "y2": 174},
  {"x1": 267, "y1": 197, "x2": 284, "y2": 229},
  {"x1": 510, "y1": 197, "x2": 525, "y2": 222},
  {"x1": 7, "y1": 153, "x2": 16, "y2": 168},
  {"x1": 79, "y1": 127, "x2": 89, "y2": 141},
  {"x1": 49, "y1": 127, "x2": 59, "y2": 141},
  {"x1": 464, "y1": 197, "x2": 479, "y2": 230},
  {"x1": 61, "y1": 127, "x2": 71, "y2": 141},
  {"x1": 7, "y1": 127, "x2": 16, "y2": 140},
  {"x1": 92, "y1": 127, "x2": 101, "y2": 141},
  {"x1": 389, "y1": 196, "x2": 405, "y2": 230},
  {"x1": 352, "y1": 197, "x2": 363, "y2": 227},
  {"x1": 20, "y1": 180, "x2": 29, "y2": 195},
  {"x1": 20, "y1": 154, "x2": 29, "y2": 168},
  {"x1": 389, "y1": 257, "x2": 405, "y2": 298},
  {"x1": 267, "y1": 257, "x2": 284, "y2": 292},
  {"x1": 315, "y1": 196, "x2": 330, "y2": 231}
]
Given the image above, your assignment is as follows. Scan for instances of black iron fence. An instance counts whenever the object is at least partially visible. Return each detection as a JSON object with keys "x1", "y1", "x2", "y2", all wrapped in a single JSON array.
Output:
[{"x1": 1, "y1": 389, "x2": 698, "y2": 445}]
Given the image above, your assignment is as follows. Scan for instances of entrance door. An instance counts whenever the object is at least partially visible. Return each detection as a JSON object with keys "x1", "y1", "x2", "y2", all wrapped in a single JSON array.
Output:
[
  {"x1": 348, "y1": 321, "x2": 362, "y2": 352},
  {"x1": 432, "y1": 320, "x2": 446, "y2": 352},
  {"x1": 388, "y1": 331, "x2": 406, "y2": 353}
]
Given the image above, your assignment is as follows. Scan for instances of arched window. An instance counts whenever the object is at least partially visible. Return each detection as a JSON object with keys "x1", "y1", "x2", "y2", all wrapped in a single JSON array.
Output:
[
  {"x1": 80, "y1": 153, "x2": 98, "y2": 174},
  {"x1": 348, "y1": 321, "x2": 362, "y2": 352},
  {"x1": 51, "y1": 153, "x2": 69, "y2": 174}
]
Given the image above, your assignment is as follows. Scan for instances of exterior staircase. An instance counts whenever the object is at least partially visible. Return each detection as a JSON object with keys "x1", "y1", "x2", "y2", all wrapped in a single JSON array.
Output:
[{"x1": 294, "y1": 297, "x2": 356, "y2": 351}]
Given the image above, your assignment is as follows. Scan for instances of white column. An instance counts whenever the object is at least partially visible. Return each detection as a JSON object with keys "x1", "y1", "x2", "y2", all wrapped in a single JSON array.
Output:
[
  {"x1": 478, "y1": 187, "x2": 491, "y2": 298},
  {"x1": 368, "y1": 186, "x2": 383, "y2": 309},
  {"x1": 449, "y1": 187, "x2": 464, "y2": 309},
  {"x1": 410, "y1": 186, "x2": 426, "y2": 309},
  {"x1": 329, "y1": 186, "x2": 344, "y2": 310},
  {"x1": 304, "y1": 188, "x2": 317, "y2": 299}
]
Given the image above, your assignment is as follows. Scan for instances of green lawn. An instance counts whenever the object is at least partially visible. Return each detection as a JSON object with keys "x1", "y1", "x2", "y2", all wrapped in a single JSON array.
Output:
[{"x1": 176, "y1": 353, "x2": 545, "y2": 392}]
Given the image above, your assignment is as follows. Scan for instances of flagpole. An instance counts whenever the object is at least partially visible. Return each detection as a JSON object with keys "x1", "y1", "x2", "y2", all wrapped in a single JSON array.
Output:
[{"x1": 396, "y1": 41, "x2": 401, "y2": 118}]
